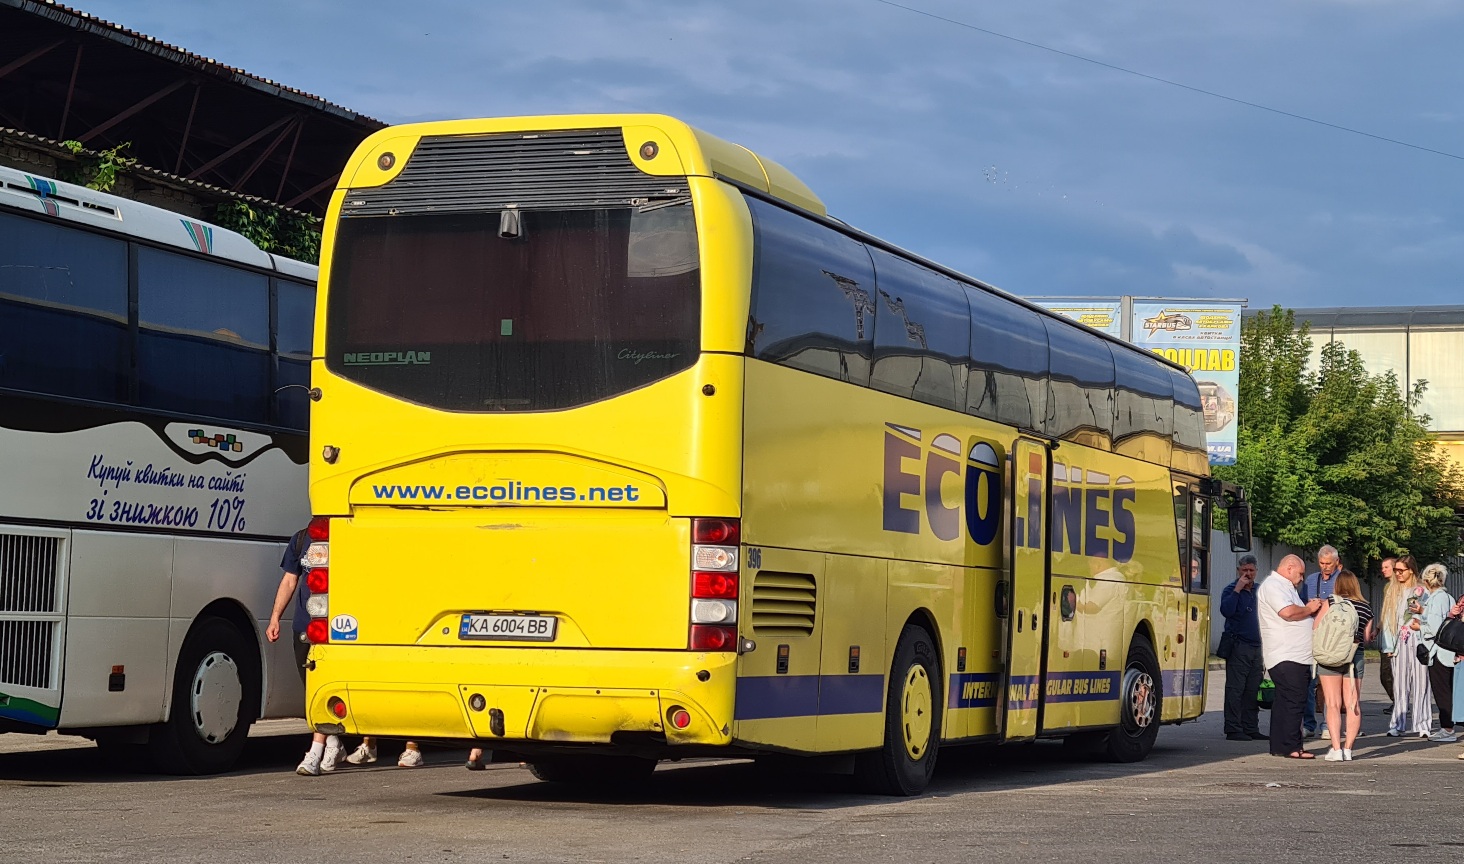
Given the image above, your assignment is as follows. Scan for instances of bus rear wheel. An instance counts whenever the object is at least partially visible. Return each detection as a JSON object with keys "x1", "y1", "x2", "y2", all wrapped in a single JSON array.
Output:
[
  {"x1": 146, "y1": 616, "x2": 257, "y2": 775},
  {"x1": 526, "y1": 754, "x2": 656, "y2": 787},
  {"x1": 853, "y1": 623, "x2": 941, "y2": 796},
  {"x1": 1103, "y1": 634, "x2": 1161, "y2": 763}
]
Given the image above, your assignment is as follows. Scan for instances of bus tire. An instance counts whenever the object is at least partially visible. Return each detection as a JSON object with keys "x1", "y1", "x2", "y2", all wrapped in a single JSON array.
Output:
[
  {"x1": 853, "y1": 623, "x2": 941, "y2": 796},
  {"x1": 146, "y1": 616, "x2": 256, "y2": 775},
  {"x1": 1103, "y1": 634, "x2": 1161, "y2": 763},
  {"x1": 526, "y1": 755, "x2": 656, "y2": 787}
]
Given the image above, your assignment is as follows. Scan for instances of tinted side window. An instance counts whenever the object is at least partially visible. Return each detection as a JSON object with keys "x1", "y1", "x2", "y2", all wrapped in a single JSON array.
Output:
[
  {"x1": 967, "y1": 289, "x2": 1048, "y2": 429},
  {"x1": 869, "y1": 249, "x2": 969, "y2": 411},
  {"x1": 1170, "y1": 368, "x2": 1207, "y2": 454},
  {"x1": 747, "y1": 197, "x2": 876, "y2": 386},
  {"x1": 1113, "y1": 347, "x2": 1174, "y2": 445},
  {"x1": 275, "y1": 279, "x2": 315, "y2": 430},
  {"x1": 1044, "y1": 320, "x2": 1114, "y2": 447},
  {"x1": 0, "y1": 211, "x2": 129, "y2": 402},
  {"x1": 137, "y1": 247, "x2": 270, "y2": 423}
]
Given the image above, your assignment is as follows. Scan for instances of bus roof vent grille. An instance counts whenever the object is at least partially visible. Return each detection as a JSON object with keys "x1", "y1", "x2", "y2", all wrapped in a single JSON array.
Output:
[
  {"x1": 340, "y1": 129, "x2": 687, "y2": 217},
  {"x1": 750, "y1": 571, "x2": 817, "y2": 636}
]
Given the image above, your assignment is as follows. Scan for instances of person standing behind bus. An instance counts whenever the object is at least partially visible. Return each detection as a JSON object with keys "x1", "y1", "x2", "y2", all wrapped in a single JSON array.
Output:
[
  {"x1": 1220, "y1": 554, "x2": 1266, "y2": 741},
  {"x1": 265, "y1": 527, "x2": 343, "y2": 776},
  {"x1": 1258, "y1": 554, "x2": 1323, "y2": 759},
  {"x1": 1386, "y1": 556, "x2": 1433, "y2": 738},
  {"x1": 1377, "y1": 557, "x2": 1399, "y2": 710}
]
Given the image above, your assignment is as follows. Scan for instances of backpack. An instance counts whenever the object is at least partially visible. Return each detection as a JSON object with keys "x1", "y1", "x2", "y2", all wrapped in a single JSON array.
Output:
[{"x1": 1313, "y1": 598, "x2": 1359, "y2": 668}]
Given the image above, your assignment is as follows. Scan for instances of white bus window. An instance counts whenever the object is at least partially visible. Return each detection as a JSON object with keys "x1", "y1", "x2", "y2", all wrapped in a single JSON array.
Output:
[
  {"x1": 137, "y1": 247, "x2": 270, "y2": 423},
  {"x1": 275, "y1": 279, "x2": 315, "y2": 430},
  {"x1": 0, "y1": 212, "x2": 128, "y2": 402}
]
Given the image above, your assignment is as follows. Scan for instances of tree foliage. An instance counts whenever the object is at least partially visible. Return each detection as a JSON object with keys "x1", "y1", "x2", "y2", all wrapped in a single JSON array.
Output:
[{"x1": 1214, "y1": 305, "x2": 1464, "y2": 572}]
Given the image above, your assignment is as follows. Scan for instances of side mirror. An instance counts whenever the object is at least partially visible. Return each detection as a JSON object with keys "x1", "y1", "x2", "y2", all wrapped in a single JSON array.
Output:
[{"x1": 1228, "y1": 501, "x2": 1253, "y2": 552}]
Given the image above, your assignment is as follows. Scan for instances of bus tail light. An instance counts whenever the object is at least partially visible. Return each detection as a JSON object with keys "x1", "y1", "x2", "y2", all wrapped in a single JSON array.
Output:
[
  {"x1": 327, "y1": 696, "x2": 348, "y2": 719},
  {"x1": 692, "y1": 571, "x2": 737, "y2": 599},
  {"x1": 689, "y1": 517, "x2": 740, "y2": 651},
  {"x1": 690, "y1": 625, "x2": 737, "y2": 652},
  {"x1": 307, "y1": 516, "x2": 331, "y2": 541},
  {"x1": 306, "y1": 618, "x2": 329, "y2": 644},
  {"x1": 306, "y1": 567, "x2": 329, "y2": 594}
]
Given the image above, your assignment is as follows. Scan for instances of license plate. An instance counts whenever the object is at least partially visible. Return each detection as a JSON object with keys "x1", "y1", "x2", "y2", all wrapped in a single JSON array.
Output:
[{"x1": 459, "y1": 613, "x2": 558, "y2": 642}]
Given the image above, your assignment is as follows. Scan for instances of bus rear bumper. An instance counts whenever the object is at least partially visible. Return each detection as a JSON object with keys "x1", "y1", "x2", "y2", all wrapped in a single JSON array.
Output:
[{"x1": 306, "y1": 645, "x2": 737, "y2": 748}]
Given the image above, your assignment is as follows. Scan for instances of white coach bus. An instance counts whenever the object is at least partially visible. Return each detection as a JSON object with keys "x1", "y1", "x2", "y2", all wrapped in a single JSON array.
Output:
[{"x1": 0, "y1": 165, "x2": 312, "y2": 773}]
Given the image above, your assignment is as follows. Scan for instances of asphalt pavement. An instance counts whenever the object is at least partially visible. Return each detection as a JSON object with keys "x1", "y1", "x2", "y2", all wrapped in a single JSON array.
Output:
[{"x1": 3, "y1": 666, "x2": 1463, "y2": 863}]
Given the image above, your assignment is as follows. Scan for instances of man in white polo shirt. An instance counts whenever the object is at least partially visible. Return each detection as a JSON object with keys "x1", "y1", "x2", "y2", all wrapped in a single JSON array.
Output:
[{"x1": 1257, "y1": 554, "x2": 1323, "y2": 759}]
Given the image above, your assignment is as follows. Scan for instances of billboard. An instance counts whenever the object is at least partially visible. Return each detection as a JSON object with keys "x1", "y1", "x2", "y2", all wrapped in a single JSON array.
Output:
[
  {"x1": 1131, "y1": 301, "x2": 1243, "y2": 465},
  {"x1": 1029, "y1": 298, "x2": 1124, "y2": 339}
]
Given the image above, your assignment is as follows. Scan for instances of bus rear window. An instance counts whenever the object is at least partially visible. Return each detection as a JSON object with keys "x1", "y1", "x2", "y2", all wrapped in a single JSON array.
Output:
[{"x1": 325, "y1": 205, "x2": 700, "y2": 411}]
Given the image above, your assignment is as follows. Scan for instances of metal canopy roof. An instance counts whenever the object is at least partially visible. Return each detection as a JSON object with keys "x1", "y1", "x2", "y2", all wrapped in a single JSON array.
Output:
[
  {"x1": 0, "y1": 0, "x2": 386, "y2": 215},
  {"x1": 1245, "y1": 305, "x2": 1464, "y2": 330}
]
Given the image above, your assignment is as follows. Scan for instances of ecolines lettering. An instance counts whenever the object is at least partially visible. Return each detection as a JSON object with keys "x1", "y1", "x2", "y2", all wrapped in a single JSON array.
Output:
[{"x1": 881, "y1": 425, "x2": 1000, "y2": 547}]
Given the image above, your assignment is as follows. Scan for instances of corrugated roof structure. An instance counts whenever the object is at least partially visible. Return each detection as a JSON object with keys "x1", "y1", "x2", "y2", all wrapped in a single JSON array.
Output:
[{"x1": 0, "y1": 0, "x2": 385, "y2": 215}]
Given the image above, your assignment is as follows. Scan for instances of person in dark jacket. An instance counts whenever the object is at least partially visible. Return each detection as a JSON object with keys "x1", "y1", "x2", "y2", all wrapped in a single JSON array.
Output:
[{"x1": 1220, "y1": 554, "x2": 1267, "y2": 741}]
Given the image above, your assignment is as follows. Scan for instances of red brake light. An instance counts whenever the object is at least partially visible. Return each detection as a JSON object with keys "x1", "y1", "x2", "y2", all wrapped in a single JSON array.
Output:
[
  {"x1": 690, "y1": 624, "x2": 737, "y2": 652},
  {"x1": 327, "y1": 696, "x2": 348, "y2": 719},
  {"x1": 692, "y1": 571, "x2": 738, "y2": 599},
  {"x1": 692, "y1": 518, "x2": 740, "y2": 546},
  {"x1": 306, "y1": 567, "x2": 329, "y2": 594},
  {"x1": 307, "y1": 516, "x2": 331, "y2": 541},
  {"x1": 306, "y1": 618, "x2": 329, "y2": 644}
]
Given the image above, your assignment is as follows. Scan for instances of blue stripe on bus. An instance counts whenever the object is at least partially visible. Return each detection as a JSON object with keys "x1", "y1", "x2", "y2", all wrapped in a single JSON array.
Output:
[
  {"x1": 1043, "y1": 671, "x2": 1121, "y2": 703},
  {"x1": 1008, "y1": 674, "x2": 1040, "y2": 710},
  {"x1": 1160, "y1": 669, "x2": 1207, "y2": 698},
  {"x1": 948, "y1": 672, "x2": 1001, "y2": 708},
  {"x1": 734, "y1": 674, "x2": 885, "y2": 720}
]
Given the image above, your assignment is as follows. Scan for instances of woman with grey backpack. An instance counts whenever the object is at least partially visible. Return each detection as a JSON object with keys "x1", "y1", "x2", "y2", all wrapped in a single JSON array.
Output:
[{"x1": 1315, "y1": 571, "x2": 1372, "y2": 761}]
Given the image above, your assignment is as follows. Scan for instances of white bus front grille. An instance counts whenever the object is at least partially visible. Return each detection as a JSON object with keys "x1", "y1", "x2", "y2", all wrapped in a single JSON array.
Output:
[
  {"x1": 0, "y1": 533, "x2": 61, "y2": 613},
  {"x1": 0, "y1": 531, "x2": 64, "y2": 691},
  {"x1": 0, "y1": 619, "x2": 54, "y2": 689}
]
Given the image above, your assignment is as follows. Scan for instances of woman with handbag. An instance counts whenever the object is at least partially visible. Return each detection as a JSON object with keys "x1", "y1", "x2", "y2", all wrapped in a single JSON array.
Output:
[
  {"x1": 1413, "y1": 563, "x2": 1457, "y2": 742},
  {"x1": 1386, "y1": 556, "x2": 1434, "y2": 738}
]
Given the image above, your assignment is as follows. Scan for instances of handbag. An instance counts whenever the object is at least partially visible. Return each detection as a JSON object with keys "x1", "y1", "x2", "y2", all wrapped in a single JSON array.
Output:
[
  {"x1": 1437, "y1": 617, "x2": 1464, "y2": 655},
  {"x1": 1216, "y1": 631, "x2": 1236, "y2": 661},
  {"x1": 1256, "y1": 676, "x2": 1275, "y2": 710},
  {"x1": 1416, "y1": 641, "x2": 1433, "y2": 665}
]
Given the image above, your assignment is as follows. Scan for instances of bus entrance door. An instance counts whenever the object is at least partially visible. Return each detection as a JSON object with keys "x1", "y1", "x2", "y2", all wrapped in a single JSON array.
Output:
[{"x1": 1001, "y1": 437, "x2": 1050, "y2": 743}]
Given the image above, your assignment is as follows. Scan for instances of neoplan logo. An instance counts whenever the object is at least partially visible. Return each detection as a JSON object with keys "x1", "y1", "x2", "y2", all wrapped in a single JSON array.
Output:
[{"x1": 343, "y1": 351, "x2": 431, "y2": 366}]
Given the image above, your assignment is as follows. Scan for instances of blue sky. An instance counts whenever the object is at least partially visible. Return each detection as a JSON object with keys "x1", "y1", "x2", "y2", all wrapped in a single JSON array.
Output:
[{"x1": 72, "y1": 0, "x2": 1464, "y2": 310}]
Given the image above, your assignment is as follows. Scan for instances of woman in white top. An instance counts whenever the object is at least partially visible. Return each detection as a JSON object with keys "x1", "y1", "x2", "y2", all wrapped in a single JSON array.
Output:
[
  {"x1": 1387, "y1": 555, "x2": 1434, "y2": 738},
  {"x1": 1414, "y1": 563, "x2": 1457, "y2": 742}
]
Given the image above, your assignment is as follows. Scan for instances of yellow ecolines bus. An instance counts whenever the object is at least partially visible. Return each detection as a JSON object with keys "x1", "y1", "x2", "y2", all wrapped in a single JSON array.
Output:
[{"x1": 301, "y1": 114, "x2": 1250, "y2": 795}]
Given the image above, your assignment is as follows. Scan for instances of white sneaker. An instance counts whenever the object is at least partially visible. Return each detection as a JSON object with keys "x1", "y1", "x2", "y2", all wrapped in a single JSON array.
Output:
[
  {"x1": 1323, "y1": 748, "x2": 1344, "y2": 762},
  {"x1": 397, "y1": 747, "x2": 424, "y2": 768},
  {"x1": 295, "y1": 751, "x2": 322, "y2": 776},
  {"x1": 321, "y1": 736, "x2": 344, "y2": 772},
  {"x1": 1342, "y1": 749, "x2": 1353, "y2": 761},
  {"x1": 345, "y1": 743, "x2": 378, "y2": 765},
  {"x1": 1428, "y1": 729, "x2": 1458, "y2": 743},
  {"x1": 1386, "y1": 729, "x2": 1401, "y2": 737}
]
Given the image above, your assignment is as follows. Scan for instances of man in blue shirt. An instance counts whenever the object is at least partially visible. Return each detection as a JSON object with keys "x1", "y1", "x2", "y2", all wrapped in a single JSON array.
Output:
[
  {"x1": 1299, "y1": 544, "x2": 1341, "y2": 736},
  {"x1": 1220, "y1": 554, "x2": 1267, "y2": 741}
]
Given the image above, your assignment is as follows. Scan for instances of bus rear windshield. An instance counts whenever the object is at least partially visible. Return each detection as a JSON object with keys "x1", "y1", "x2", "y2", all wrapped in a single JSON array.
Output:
[{"x1": 325, "y1": 205, "x2": 700, "y2": 411}]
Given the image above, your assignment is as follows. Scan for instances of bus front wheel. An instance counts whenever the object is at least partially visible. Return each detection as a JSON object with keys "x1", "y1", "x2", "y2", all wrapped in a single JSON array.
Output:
[
  {"x1": 853, "y1": 623, "x2": 941, "y2": 796},
  {"x1": 147, "y1": 616, "x2": 257, "y2": 775},
  {"x1": 1103, "y1": 634, "x2": 1161, "y2": 763}
]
